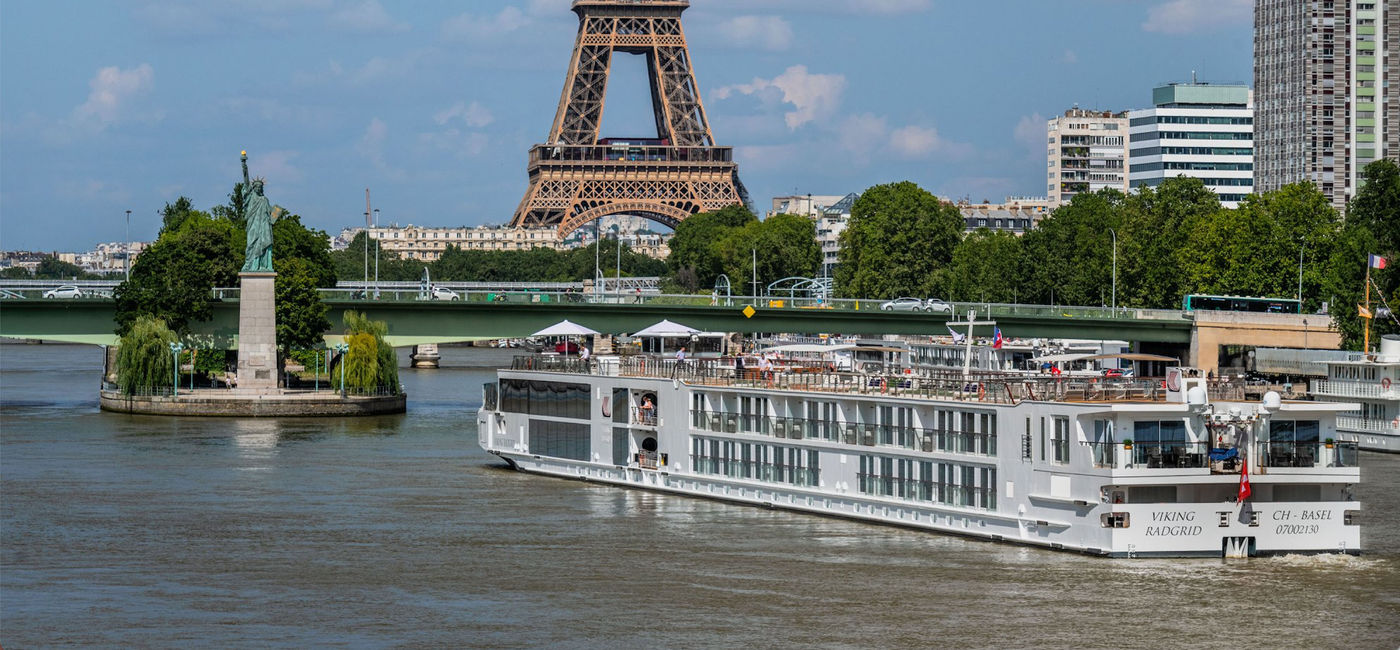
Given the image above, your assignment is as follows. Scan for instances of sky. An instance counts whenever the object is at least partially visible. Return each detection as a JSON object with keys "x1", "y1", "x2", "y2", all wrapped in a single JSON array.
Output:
[{"x1": 0, "y1": 0, "x2": 1254, "y2": 251}]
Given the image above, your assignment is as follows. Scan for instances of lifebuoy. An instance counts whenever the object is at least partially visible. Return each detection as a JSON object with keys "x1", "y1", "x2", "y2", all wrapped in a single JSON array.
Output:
[{"x1": 1382, "y1": 377, "x2": 1392, "y2": 390}]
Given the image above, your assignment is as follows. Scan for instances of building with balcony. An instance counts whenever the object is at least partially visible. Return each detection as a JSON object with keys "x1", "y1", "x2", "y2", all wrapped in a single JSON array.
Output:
[
  {"x1": 340, "y1": 222, "x2": 672, "y2": 263},
  {"x1": 1128, "y1": 82, "x2": 1254, "y2": 208},
  {"x1": 1255, "y1": 0, "x2": 1400, "y2": 212},
  {"x1": 954, "y1": 197, "x2": 1054, "y2": 233},
  {"x1": 1047, "y1": 108, "x2": 1129, "y2": 205}
]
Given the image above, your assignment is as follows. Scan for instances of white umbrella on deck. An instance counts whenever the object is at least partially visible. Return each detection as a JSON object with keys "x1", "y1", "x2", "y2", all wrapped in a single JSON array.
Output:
[
  {"x1": 634, "y1": 319, "x2": 700, "y2": 356},
  {"x1": 532, "y1": 320, "x2": 599, "y2": 356}
]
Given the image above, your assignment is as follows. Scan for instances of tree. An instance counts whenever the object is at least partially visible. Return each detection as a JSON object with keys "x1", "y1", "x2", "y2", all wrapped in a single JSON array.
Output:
[
  {"x1": 1019, "y1": 189, "x2": 1126, "y2": 307},
  {"x1": 835, "y1": 181, "x2": 963, "y2": 299},
  {"x1": 33, "y1": 256, "x2": 86, "y2": 280},
  {"x1": 275, "y1": 257, "x2": 332, "y2": 353},
  {"x1": 714, "y1": 213, "x2": 820, "y2": 293},
  {"x1": 949, "y1": 229, "x2": 1023, "y2": 303},
  {"x1": 1329, "y1": 160, "x2": 1400, "y2": 349},
  {"x1": 1179, "y1": 204, "x2": 1294, "y2": 299},
  {"x1": 160, "y1": 197, "x2": 197, "y2": 234},
  {"x1": 666, "y1": 204, "x2": 756, "y2": 289},
  {"x1": 338, "y1": 310, "x2": 399, "y2": 392},
  {"x1": 1118, "y1": 177, "x2": 1222, "y2": 308},
  {"x1": 115, "y1": 315, "x2": 178, "y2": 393},
  {"x1": 113, "y1": 212, "x2": 240, "y2": 335}
]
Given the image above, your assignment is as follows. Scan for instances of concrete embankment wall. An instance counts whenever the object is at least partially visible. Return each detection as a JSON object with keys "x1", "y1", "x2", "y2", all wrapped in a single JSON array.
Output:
[{"x1": 98, "y1": 390, "x2": 406, "y2": 417}]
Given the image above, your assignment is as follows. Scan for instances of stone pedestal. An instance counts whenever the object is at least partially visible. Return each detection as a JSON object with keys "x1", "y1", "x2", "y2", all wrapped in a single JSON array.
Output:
[{"x1": 236, "y1": 271, "x2": 279, "y2": 393}]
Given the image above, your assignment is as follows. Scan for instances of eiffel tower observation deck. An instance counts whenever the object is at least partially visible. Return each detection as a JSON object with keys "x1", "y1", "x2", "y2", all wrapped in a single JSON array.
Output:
[{"x1": 510, "y1": 0, "x2": 749, "y2": 237}]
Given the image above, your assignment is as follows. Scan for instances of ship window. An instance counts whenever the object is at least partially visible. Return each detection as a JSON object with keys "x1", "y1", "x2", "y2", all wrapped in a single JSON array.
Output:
[
  {"x1": 528, "y1": 419, "x2": 590, "y2": 460},
  {"x1": 612, "y1": 428, "x2": 629, "y2": 465},
  {"x1": 1130, "y1": 486, "x2": 1177, "y2": 503},
  {"x1": 1268, "y1": 420, "x2": 1320, "y2": 443},
  {"x1": 1052, "y1": 417, "x2": 1070, "y2": 464},
  {"x1": 501, "y1": 379, "x2": 590, "y2": 419}
]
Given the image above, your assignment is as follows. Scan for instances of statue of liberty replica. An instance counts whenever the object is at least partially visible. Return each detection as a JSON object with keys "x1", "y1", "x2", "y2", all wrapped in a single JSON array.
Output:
[
  {"x1": 235, "y1": 150, "x2": 281, "y2": 392},
  {"x1": 241, "y1": 151, "x2": 282, "y2": 272}
]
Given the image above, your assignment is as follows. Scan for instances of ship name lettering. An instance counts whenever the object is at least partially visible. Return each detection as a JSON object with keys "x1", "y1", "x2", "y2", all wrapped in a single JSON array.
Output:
[
  {"x1": 1145, "y1": 525, "x2": 1202, "y2": 537},
  {"x1": 1151, "y1": 511, "x2": 1196, "y2": 522},
  {"x1": 1272, "y1": 510, "x2": 1291, "y2": 521},
  {"x1": 1300, "y1": 510, "x2": 1331, "y2": 521}
]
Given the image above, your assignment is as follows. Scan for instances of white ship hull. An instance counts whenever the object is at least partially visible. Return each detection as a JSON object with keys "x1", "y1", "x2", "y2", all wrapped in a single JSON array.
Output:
[{"x1": 479, "y1": 359, "x2": 1361, "y2": 558}]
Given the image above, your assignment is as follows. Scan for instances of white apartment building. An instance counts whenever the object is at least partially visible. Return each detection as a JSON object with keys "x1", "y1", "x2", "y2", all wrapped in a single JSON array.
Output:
[
  {"x1": 1127, "y1": 83, "x2": 1254, "y2": 208},
  {"x1": 1047, "y1": 109, "x2": 1130, "y2": 204},
  {"x1": 341, "y1": 224, "x2": 672, "y2": 262},
  {"x1": 770, "y1": 194, "x2": 848, "y2": 219},
  {"x1": 815, "y1": 193, "x2": 858, "y2": 278}
]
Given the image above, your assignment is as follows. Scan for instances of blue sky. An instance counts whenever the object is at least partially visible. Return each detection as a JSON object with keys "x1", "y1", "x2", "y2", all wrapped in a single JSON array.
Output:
[{"x1": 0, "y1": 0, "x2": 1253, "y2": 251}]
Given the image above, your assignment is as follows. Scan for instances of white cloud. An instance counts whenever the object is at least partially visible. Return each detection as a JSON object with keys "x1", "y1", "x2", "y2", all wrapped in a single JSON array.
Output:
[
  {"x1": 247, "y1": 150, "x2": 305, "y2": 184},
  {"x1": 1143, "y1": 0, "x2": 1251, "y2": 35},
  {"x1": 72, "y1": 64, "x2": 156, "y2": 129},
  {"x1": 1062, "y1": 50, "x2": 1078, "y2": 64},
  {"x1": 715, "y1": 65, "x2": 846, "y2": 129},
  {"x1": 434, "y1": 101, "x2": 494, "y2": 128},
  {"x1": 720, "y1": 15, "x2": 794, "y2": 51},
  {"x1": 328, "y1": 0, "x2": 408, "y2": 34},
  {"x1": 888, "y1": 125, "x2": 944, "y2": 158},
  {"x1": 441, "y1": 6, "x2": 531, "y2": 41},
  {"x1": 1013, "y1": 112, "x2": 1047, "y2": 157}
]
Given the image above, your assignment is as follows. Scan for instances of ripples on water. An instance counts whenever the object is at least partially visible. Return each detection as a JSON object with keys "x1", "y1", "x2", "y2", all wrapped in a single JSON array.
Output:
[{"x1": 2, "y1": 344, "x2": 1399, "y2": 648}]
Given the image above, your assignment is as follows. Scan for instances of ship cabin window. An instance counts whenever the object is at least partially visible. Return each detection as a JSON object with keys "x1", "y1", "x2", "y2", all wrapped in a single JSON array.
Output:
[
  {"x1": 1091, "y1": 419, "x2": 1115, "y2": 467},
  {"x1": 501, "y1": 379, "x2": 590, "y2": 419},
  {"x1": 614, "y1": 389, "x2": 629, "y2": 423},
  {"x1": 528, "y1": 419, "x2": 590, "y2": 460},
  {"x1": 1051, "y1": 417, "x2": 1070, "y2": 464},
  {"x1": 1132, "y1": 420, "x2": 1190, "y2": 468},
  {"x1": 805, "y1": 401, "x2": 839, "y2": 441},
  {"x1": 1330, "y1": 366, "x2": 1377, "y2": 381},
  {"x1": 1264, "y1": 420, "x2": 1321, "y2": 468},
  {"x1": 740, "y1": 396, "x2": 769, "y2": 434}
]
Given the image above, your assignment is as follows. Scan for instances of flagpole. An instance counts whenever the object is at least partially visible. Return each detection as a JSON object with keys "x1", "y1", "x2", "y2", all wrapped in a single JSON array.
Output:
[
  {"x1": 963, "y1": 310, "x2": 977, "y2": 379},
  {"x1": 1364, "y1": 261, "x2": 1373, "y2": 354}
]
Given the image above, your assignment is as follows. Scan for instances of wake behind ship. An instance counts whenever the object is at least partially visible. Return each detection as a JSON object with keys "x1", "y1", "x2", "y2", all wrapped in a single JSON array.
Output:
[{"x1": 478, "y1": 354, "x2": 1360, "y2": 558}]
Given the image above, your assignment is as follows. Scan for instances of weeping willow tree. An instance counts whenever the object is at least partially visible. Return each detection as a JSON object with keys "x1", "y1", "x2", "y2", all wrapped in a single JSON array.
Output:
[
  {"x1": 115, "y1": 315, "x2": 179, "y2": 394},
  {"x1": 340, "y1": 310, "x2": 399, "y2": 393}
]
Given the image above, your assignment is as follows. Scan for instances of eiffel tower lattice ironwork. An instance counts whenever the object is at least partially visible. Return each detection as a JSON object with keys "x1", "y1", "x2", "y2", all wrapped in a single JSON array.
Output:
[{"x1": 510, "y1": 0, "x2": 748, "y2": 236}]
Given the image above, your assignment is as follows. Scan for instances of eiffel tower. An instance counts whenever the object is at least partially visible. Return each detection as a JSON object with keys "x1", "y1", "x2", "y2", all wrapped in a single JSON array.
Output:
[{"x1": 510, "y1": 0, "x2": 748, "y2": 236}]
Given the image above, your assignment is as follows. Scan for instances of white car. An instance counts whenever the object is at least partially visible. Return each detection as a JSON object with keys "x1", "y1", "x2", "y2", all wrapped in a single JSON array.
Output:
[
  {"x1": 430, "y1": 286, "x2": 460, "y2": 301},
  {"x1": 880, "y1": 297, "x2": 926, "y2": 311},
  {"x1": 923, "y1": 298, "x2": 953, "y2": 314},
  {"x1": 42, "y1": 285, "x2": 84, "y2": 299}
]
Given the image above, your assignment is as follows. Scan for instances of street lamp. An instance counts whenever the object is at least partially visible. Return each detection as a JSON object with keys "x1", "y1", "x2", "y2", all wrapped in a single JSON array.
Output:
[
  {"x1": 373, "y1": 208, "x2": 380, "y2": 298},
  {"x1": 124, "y1": 209, "x2": 132, "y2": 281},
  {"x1": 1297, "y1": 240, "x2": 1307, "y2": 304},
  {"x1": 1108, "y1": 227, "x2": 1118, "y2": 311},
  {"x1": 169, "y1": 341, "x2": 184, "y2": 398},
  {"x1": 334, "y1": 342, "x2": 349, "y2": 396}
]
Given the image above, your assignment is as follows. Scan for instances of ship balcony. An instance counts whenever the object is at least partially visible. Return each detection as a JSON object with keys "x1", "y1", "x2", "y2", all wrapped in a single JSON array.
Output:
[
  {"x1": 1336, "y1": 415, "x2": 1399, "y2": 435},
  {"x1": 1083, "y1": 440, "x2": 1360, "y2": 472},
  {"x1": 1311, "y1": 379, "x2": 1398, "y2": 400},
  {"x1": 631, "y1": 406, "x2": 658, "y2": 427}
]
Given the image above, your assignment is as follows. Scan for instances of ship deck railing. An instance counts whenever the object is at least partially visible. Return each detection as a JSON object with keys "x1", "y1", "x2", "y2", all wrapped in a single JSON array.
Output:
[{"x1": 508, "y1": 354, "x2": 1249, "y2": 405}]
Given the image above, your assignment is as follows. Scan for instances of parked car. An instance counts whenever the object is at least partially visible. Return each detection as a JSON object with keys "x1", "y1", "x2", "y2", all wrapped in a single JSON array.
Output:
[
  {"x1": 1102, "y1": 368, "x2": 1124, "y2": 378},
  {"x1": 880, "y1": 297, "x2": 926, "y2": 311},
  {"x1": 923, "y1": 298, "x2": 953, "y2": 314},
  {"x1": 430, "y1": 286, "x2": 460, "y2": 301},
  {"x1": 42, "y1": 285, "x2": 84, "y2": 299}
]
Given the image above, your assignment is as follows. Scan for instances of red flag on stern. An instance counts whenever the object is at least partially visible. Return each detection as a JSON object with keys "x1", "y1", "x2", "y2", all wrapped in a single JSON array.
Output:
[{"x1": 1238, "y1": 462, "x2": 1252, "y2": 502}]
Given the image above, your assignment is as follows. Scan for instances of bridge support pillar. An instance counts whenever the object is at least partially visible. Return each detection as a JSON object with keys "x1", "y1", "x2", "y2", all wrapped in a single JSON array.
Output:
[{"x1": 236, "y1": 271, "x2": 279, "y2": 393}]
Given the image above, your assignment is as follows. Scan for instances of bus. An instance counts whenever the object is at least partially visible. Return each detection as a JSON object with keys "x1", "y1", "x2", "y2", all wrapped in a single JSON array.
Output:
[{"x1": 1181, "y1": 294, "x2": 1302, "y2": 314}]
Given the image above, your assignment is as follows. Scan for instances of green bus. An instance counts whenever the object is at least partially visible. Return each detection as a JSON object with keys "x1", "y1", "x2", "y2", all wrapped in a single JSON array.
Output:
[{"x1": 1181, "y1": 294, "x2": 1302, "y2": 314}]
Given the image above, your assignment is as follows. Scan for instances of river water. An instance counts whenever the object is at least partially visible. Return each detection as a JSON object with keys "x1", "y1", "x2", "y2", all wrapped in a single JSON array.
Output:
[{"x1": 2, "y1": 343, "x2": 1398, "y2": 648}]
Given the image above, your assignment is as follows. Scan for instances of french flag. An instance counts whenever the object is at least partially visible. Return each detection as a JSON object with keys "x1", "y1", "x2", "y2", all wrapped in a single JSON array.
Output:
[
  {"x1": 1371, "y1": 254, "x2": 1388, "y2": 270},
  {"x1": 992, "y1": 327, "x2": 1004, "y2": 350}
]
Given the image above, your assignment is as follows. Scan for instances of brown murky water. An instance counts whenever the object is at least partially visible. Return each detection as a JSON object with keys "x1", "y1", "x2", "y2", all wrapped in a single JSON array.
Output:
[{"x1": 3, "y1": 344, "x2": 1398, "y2": 648}]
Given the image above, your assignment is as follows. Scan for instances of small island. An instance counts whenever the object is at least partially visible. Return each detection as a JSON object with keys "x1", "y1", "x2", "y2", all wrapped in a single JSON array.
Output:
[{"x1": 99, "y1": 151, "x2": 405, "y2": 417}]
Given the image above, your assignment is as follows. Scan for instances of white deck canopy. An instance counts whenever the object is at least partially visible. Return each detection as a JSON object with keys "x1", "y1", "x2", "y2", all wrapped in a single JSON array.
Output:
[
  {"x1": 633, "y1": 320, "x2": 700, "y2": 336},
  {"x1": 532, "y1": 320, "x2": 600, "y2": 337}
]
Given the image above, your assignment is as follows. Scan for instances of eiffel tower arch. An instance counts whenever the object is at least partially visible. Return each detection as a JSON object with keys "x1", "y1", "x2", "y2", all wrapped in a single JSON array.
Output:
[{"x1": 510, "y1": 0, "x2": 748, "y2": 237}]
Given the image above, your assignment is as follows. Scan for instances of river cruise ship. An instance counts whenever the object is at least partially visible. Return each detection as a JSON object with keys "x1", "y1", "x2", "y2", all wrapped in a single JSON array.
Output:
[
  {"x1": 1310, "y1": 335, "x2": 1400, "y2": 453},
  {"x1": 477, "y1": 355, "x2": 1361, "y2": 558}
]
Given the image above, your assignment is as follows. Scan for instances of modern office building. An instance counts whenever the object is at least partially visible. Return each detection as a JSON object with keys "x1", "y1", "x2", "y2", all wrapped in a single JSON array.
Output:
[
  {"x1": 1047, "y1": 109, "x2": 1130, "y2": 205},
  {"x1": 1127, "y1": 83, "x2": 1254, "y2": 207},
  {"x1": 1255, "y1": 0, "x2": 1400, "y2": 211}
]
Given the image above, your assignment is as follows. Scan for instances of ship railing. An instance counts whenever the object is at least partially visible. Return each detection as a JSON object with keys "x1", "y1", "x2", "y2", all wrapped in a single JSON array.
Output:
[
  {"x1": 1337, "y1": 415, "x2": 1399, "y2": 434},
  {"x1": 688, "y1": 455, "x2": 820, "y2": 487},
  {"x1": 1257, "y1": 440, "x2": 1358, "y2": 469},
  {"x1": 510, "y1": 354, "x2": 1175, "y2": 404},
  {"x1": 631, "y1": 407, "x2": 658, "y2": 427},
  {"x1": 1083, "y1": 441, "x2": 1118, "y2": 468},
  {"x1": 854, "y1": 475, "x2": 997, "y2": 509},
  {"x1": 1128, "y1": 441, "x2": 1209, "y2": 469},
  {"x1": 1311, "y1": 379, "x2": 1397, "y2": 400}
]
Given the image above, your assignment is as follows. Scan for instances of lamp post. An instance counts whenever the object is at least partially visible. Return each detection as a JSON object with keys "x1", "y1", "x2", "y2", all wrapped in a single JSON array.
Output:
[
  {"x1": 169, "y1": 341, "x2": 184, "y2": 398},
  {"x1": 363, "y1": 212, "x2": 369, "y2": 294},
  {"x1": 1108, "y1": 227, "x2": 1117, "y2": 311},
  {"x1": 373, "y1": 208, "x2": 381, "y2": 299},
  {"x1": 334, "y1": 343, "x2": 349, "y2": 396},
  {"x1": 124, "y1": 209, "x2": 132, "y2": 281},
  {"x1": 1297, "y1": 240, "x2": 1307, "y2": 304}
]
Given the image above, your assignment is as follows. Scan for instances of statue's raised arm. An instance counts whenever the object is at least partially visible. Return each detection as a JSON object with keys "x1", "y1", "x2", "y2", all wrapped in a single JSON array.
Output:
[{"x1": 239, "y1": 150, "x2": 277, "y2": 273}]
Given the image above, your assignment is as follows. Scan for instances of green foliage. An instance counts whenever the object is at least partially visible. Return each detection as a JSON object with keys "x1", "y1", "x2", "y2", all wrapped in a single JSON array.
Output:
[
  {"x1": 712, "y1": 213, "x2": 821, "y2": 293},
  {"x1": 275, "y1": 257, "x2": 332, "y2": 352},
  {"x1": 160, "y1": 197, "x2": 196, "y2": 234},
  {"x1": 949, "y1": 229, "x2": 1024, "y2": 303},
  {"x1": 115, "y1": 315, "x2": 178, "y2": 393},
  {"x1": 339, "y1": 310, "x2": 399, "y2": 392},
  {"x1": 666, "y1": 204, "x2": 757, "y2": 289},
  {"x1": 113, "y1": 209, "x2": 240, "y2": 335},
  {"x1": 1018, "y1": 190, "x2": 1125, "y2": 306},
  {"x1": 1117, "y1": 177, "x2": 1222, "y2": 308},
  {"x1": 33, "y1": 256, "x2": 91, "y2": 280},
  {"x1": 1330, "y1": 160, "x2": 1400, "y2": 349},
  {"x1": 835, "y1": 181, "x2": 964, "y2": 299}
]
